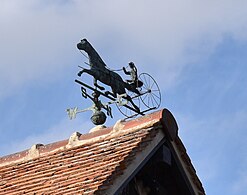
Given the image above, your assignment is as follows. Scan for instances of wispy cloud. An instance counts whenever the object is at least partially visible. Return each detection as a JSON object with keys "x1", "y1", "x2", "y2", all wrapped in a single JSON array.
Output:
[
  {"x1": 0, "y1": 116, "x2": 93, "y2": 156},
  {"x1": 1, "y1": 0, "x2": 247, "y2": 99},
  {"x1": 177, "y1": 109, "x2": 247, "y2": 194}
]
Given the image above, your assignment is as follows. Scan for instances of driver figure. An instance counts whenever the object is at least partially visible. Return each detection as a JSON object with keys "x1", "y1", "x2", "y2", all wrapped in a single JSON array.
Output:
[{"x1": 123, "y1": 62, "x2": 143, "y2": 88}]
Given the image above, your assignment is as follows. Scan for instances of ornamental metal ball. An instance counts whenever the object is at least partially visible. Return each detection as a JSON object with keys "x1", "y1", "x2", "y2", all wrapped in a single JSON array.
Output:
[{"x1": 90, "y1": 111, "x2": 107, "y2": 125}]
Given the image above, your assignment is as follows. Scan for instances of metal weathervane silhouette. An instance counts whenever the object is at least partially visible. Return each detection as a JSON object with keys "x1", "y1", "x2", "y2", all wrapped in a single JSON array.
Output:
[{"x1": 67, "y1": 38, "x2": 161, "y2": 125}]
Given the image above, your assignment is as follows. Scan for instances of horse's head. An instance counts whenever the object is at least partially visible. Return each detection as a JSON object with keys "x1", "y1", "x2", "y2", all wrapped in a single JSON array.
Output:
[
  {"x1": 77, "y1": 38, "x2": 88, "y2": 51},
  {"x1": 77, "y1": 38, "x2": 107, "y2": 69}
]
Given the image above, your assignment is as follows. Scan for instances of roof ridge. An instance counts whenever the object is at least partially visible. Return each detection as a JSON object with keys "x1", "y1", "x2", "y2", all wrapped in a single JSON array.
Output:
[{"x1": 0, "y1": 109, "x2": 172, "y2": 168}]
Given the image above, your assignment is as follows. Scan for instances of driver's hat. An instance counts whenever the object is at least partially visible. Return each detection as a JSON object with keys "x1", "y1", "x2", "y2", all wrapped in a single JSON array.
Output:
[{"x1": 129, "y1": 62, "x2": 135, "y2": 67}]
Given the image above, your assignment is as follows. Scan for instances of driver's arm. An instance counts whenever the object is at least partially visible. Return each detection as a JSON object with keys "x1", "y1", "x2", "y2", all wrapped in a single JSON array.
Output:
[{"x1": 123, "y1": 67, "x2": 130, "y2": 75}]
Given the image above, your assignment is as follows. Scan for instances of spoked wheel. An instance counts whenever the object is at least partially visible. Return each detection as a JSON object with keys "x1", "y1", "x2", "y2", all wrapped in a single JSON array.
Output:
[
  {"x1": 116, "y1": 91, "x2": 141, "y2": 118},
  {"x1": 138, "y1": 73, "x2": 161, "y2": 109}
]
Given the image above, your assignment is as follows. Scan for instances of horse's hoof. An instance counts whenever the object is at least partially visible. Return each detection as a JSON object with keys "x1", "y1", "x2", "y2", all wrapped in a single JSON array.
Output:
[{"x1": 77, "y1": 71, "x2": 82, "y2": 77}]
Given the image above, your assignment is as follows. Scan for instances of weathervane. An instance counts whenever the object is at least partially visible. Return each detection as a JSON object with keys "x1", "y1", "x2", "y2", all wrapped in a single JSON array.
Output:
[{"x1": 67, "y1": 38, "x2": 161, "y2": 125}]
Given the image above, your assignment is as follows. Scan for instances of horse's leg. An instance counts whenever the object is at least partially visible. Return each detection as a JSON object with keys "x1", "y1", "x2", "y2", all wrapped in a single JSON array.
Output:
[
  {"x1": 105, "y1": 87, "x2": 117, "y2": 99},
  {"x1": 94, "y1": 78, "x2": 105, "y2": 91},
  {"x1": 77, "y1": 69, "x2": 85, "y2": 77}
]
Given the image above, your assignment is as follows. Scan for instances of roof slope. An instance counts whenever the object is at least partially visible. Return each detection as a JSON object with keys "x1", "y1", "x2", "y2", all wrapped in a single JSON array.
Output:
[{"x1": 0, "y1": 109, "x2": 205, "y2": 195}]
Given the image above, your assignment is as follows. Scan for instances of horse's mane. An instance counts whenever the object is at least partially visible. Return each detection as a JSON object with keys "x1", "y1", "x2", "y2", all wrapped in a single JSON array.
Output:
[{"x1": 85, "y1": 40, "x2": 106, "y2": 68}]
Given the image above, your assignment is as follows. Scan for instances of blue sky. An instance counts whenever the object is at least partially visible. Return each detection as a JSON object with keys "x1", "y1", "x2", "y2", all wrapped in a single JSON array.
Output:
[{"x1": 1, "y1": 0, "x2": 247, "y2": 194}]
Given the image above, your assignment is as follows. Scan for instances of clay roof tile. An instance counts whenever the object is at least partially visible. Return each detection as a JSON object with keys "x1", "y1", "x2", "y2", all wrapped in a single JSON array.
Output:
[{"x1": 0, "y1": 109, "x2": 205, "y2": 195}]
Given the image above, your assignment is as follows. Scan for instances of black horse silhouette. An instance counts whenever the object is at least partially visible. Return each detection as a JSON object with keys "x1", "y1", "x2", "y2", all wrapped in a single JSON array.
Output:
[{"x1": 77, "y1": 38, "x2": 140, "y2": 112}]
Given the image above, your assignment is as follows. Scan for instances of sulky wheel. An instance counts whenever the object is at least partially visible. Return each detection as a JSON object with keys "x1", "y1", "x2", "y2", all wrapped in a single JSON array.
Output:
[
  {"x1": 138, "y1": 73, "x2": 161, "y2": 109},
  {"x1": 116, "y1": 91, "x2": 141, "y2": 118}
]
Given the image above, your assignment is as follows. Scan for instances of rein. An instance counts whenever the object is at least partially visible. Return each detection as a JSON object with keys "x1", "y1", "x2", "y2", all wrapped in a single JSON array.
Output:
[{"x1": 79, "y1": 49, "x2": 129, "y2": 72}]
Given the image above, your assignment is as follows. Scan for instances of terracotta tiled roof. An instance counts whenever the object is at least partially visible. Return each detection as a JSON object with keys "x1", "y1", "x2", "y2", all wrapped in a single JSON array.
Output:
[{"x1": 0, "y1": 109, "x2": 205, "y2": 195}]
